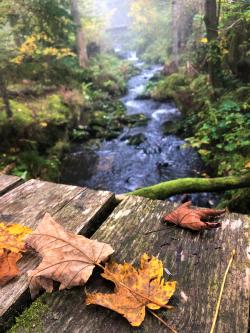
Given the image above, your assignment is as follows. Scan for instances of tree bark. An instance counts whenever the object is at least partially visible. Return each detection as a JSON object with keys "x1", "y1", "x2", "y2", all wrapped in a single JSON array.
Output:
[
  {"x1": 70, "y1": 0, "x2": 88, "y2": 68},
  {"x1": 0, "y1": 74, "x2": 12, "y2": 118},
  {"x1": 172, "y1": 0, "x2": 179, "y2": 66},
  {"x1": 118, "y1": 174, "x2": 250, "y2": 200},
  {"x1": 204, "y1": 0, "x2": 221, "y2": 88}
]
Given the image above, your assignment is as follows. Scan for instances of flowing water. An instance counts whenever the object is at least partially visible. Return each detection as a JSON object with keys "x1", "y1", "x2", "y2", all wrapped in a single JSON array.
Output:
[{"x1": 61, "y1": 58, "x2": 218, "y2": 206}]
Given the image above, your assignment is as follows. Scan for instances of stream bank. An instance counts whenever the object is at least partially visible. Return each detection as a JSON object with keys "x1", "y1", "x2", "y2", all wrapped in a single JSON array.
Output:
[
  {"x1": 146, "y1": 69, "x2": 250, "y2": 213},
  {"x1": 61, "y1": 58, "x2": 219, "y2": 207}
]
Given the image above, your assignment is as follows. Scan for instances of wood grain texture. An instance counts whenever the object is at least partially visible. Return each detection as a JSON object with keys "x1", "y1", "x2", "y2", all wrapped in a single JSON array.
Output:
[
  {"x1": 33, "y1": 196, "x2": 249, "y2": 333},
  {"x1": 0, "y1": 179, "x2": 114, "y2": 331},
  {"x1": 0, "y1": 175, "x2": 22, "y2": 196}
]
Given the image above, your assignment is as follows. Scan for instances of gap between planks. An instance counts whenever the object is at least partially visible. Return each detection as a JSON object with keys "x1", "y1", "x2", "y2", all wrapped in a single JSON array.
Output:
[
  {"x1": 0, "y1": 179, "x2": 117, "y2": 332},
  {"x1": 0, "y1": 175, "x2": 23, "y2": 196},
  {"x1": 8, "y1": 195, "x2": 250, "y2": 333}
]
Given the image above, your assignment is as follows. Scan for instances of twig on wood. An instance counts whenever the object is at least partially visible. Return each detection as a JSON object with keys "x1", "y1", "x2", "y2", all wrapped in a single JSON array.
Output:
[
  {"x1": 148, "y1": 309, "x2": 178, "y2": 333},
  {"x1": 210, "y1": 249, "x2": 236, "y2": 333}
]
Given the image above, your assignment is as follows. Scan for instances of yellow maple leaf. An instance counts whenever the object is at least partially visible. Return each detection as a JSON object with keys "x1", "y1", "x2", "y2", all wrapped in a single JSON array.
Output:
[
  {"x1": 0, "y1": 223, "x2": 32, "y2": 286},
  {"x1": 0, "y1": 223, "x2": 32, "y2": 253},
  {"x1": 86, "y1": 254, "x2": 176, "y2": 327}
]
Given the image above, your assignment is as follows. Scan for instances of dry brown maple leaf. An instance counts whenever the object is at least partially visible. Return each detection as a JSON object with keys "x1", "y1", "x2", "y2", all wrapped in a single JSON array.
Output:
[
  {"x1": 86, "y1": 253, "x2": 176, "y2": 327},
  {"x1": 0, "y1": 249, "x2": 22, "y2": 286},
  {"x1": 26, "y1": 213, "x2": 114, "y2": 298},
  {"x1": 163, "y1": 201, "x2": 225, "y2": 231},
  {"x1": 0, "y1": 222, "x2": 32, "y2": 286}
]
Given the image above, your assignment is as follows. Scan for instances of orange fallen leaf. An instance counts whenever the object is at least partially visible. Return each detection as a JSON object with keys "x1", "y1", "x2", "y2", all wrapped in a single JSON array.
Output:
[
  {"x1": 26, "y1": 213, "x2": 114, "y2": 298},
  {"x1": 164, "y1": 201, "x2": 225, "y2": 231},
  {"x1": 0, "y1": 249, "x2": 22, "y2": 286},
  {"x1": 0, "y1": 222, "x2": 32, "y2": 286},
  {"x1": 86, "y1": 253, "x2": 176, "y2": 327}
]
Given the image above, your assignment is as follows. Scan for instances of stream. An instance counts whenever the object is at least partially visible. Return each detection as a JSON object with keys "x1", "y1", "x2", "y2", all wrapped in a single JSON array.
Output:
[{"x1": 61, "y1": 56, "x2": 218, "y2": 207}]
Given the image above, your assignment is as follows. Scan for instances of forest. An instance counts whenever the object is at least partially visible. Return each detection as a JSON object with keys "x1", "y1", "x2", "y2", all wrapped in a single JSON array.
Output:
[{"x1": 0, "y1": 0, "x2": 250, "y2": 213}]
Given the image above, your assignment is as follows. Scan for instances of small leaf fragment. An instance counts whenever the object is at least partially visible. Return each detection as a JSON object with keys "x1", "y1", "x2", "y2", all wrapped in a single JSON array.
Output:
[
  {"x1": 0, "y1": 222, "x2": 32, "y2": 253},
  {"x1": 86, "y1": 253, "x2": 176, "y2": 327},
  {"x1": 26, "y1": 213, "x2": 114, "y2": 298},
  {"x1": 0, "y1": 222, "x2": 32, "y2": 286},
  {"x1": 0, "y1": 249, "x2": 22, "y2": 286}
]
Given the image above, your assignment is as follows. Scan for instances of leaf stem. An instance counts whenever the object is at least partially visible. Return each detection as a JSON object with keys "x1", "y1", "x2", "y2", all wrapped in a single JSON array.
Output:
[
  {"x1": 210, "y1": 250, "x2": 236, "y2": 333},
  {"x1": 97, "y1": 262, "x2": 173, "y2": 310},
  {"x1": 148, "y1": 309, "x2": 178, "y2": 333},
  {"x1": 28, "y1": 232, "x2": 173, "y2": 312}
]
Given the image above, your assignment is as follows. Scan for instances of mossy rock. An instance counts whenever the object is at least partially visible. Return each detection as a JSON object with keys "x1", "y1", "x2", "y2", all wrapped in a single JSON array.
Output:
[
  {"x1": 105, "y1": 131, "x2": 121, "y2": 140},
  {"x1": 71, "y1": 127, "x2": 90, "y2": 141},
  {"x1": 162, "y1": 120, "x2": 183, "y2": 136},
  {"x1": 128, "y1": 133, "x2": 146, "y2": 146},
  {"x1": 125, "y1": 114, "x2": 149, "y2": 127},
  {"x1": 150, "y1": 73, "x2": 188, "y2": 102},
  {"x1": 227, "y1": 188, "x2": 250, "y2": 214}
]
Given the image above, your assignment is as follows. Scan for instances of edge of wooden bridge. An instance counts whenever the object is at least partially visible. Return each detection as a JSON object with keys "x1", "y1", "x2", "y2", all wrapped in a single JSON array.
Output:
[{"x1": 0, "y1": 175, "x2": 249, "y2": 333}]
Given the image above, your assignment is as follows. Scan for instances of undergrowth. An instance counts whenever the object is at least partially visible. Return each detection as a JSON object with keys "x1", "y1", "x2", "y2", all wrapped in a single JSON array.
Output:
[
  {"x1": 148, "y1": 72, "x2": 250, "y2": 212},
  {"x1": 0, "y1": 53, "x2": 137, "y2": 180}
]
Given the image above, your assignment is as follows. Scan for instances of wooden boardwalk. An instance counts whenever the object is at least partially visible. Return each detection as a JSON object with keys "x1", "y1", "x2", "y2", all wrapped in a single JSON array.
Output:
[{"x1": 0, "y1": 175, "x2": 249, "y2": 333}]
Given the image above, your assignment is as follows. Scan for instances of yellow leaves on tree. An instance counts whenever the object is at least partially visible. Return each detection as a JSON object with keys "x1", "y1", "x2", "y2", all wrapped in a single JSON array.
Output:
[
  {"x1": 26, "y1": 213, "x2": 114, "y2": 298},
  {"x1": 200, "y1": 37, "x2": 208, "y2": 44},
  {"x1": 86, "y1": 254, "x2": 176, "y2": 327},
  {"x1": 245, "y1": 161, "x2": 250, "y2": 169},
  {"x1": 11, "y1": 33, "x2": 75, "y2": 64},
  {"x1": 0, "y1": 223, "x2": 32, "y2": 286}
]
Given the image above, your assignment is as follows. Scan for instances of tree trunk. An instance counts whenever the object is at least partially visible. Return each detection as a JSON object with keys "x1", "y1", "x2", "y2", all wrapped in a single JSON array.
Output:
[
  {"x1": 70, "y1": 0, "x2": 88, "y2": 68},
  {"x1": 0, "y1": 74, "x2": 12, "y2": 118},
  {"x1": 116, "y1": 174, "x2": 250, "y2": 201},
  {"x1": 172, "y1": 0, "x2": 179, "y2": 66},
  {"x1": 204, "y1": 0, "x2": 221, "y2": 88}
]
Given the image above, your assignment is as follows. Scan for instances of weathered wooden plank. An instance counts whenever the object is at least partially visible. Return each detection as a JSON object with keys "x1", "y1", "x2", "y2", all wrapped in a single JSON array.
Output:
[
  {"x1": 0, "y1": 179, "x2": 115, "y2": 332},
  {"x1": 0, "y1": 175, "x2": 22, "y2": 196},
  {"x1": 25, "y1": 196, "x2": 249, "y2": 333}
]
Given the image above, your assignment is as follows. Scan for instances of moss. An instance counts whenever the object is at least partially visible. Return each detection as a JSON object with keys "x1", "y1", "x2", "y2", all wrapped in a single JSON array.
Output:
[
  {"x1": 8, "y1": 296, "x2": 49, "y2": 333},
  {"x1": 125, "y1": 113, "x2": 148, "y2": 127},
  {"x1": 217, "y1": 188, "x2": 250, "y2": 214},
  {"x1": 162, "y1": 120, "x2": 183, "y2": 135},
  {"x1": 129, "y1": 174, "x2": 250, "y2": 200},
  {"x1": 150, "y1": 73, "x2": 188, "y2": 102},
  {"x1": 0, "y1": 53, "x2": 137, "y2": 181},
  {"x1": 0, "y1": 99, "x2": 33, "y2": 126},
  {"x1": 128, "y1": 133, "x2": 146, "y2": 146},
  {"x1": 49, "y1": 139, "x2": 70, "y2": 156}
]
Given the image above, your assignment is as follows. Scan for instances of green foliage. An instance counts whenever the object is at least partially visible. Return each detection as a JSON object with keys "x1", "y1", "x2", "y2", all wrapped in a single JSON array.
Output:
[
  {"x1": 185, "y1": 86, "x2": 250, "y2": 176},
  {"x1": 86, "y1": 54, "x2": 136, "y2": 97},
  {"x1": 129, "y1": 0, "x2": 171, "y2": 63},
  {"x1": 150, "y1": 73, "x2": 188, "y2": 101},
  {"x1": 0, "y1": 93, "x2": 72, "y2": 180}
]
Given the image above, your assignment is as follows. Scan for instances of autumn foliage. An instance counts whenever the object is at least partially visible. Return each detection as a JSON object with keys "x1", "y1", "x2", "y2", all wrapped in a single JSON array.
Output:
[
  {"x1": 164, "y1": 201, "x2": 225, "y2": 231},
  {"x1": 26, "y1": 213, "x2": 114, "y2": 298},
  {"x1": 86, "y1": 254, "x2": 176, "y2": 326},
  {"x1": 0, "y1": 223, "x2": 32, "y2": 286},
  {"x1": 0, "y1": 213, "x2": 177, "y2": 328}
]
